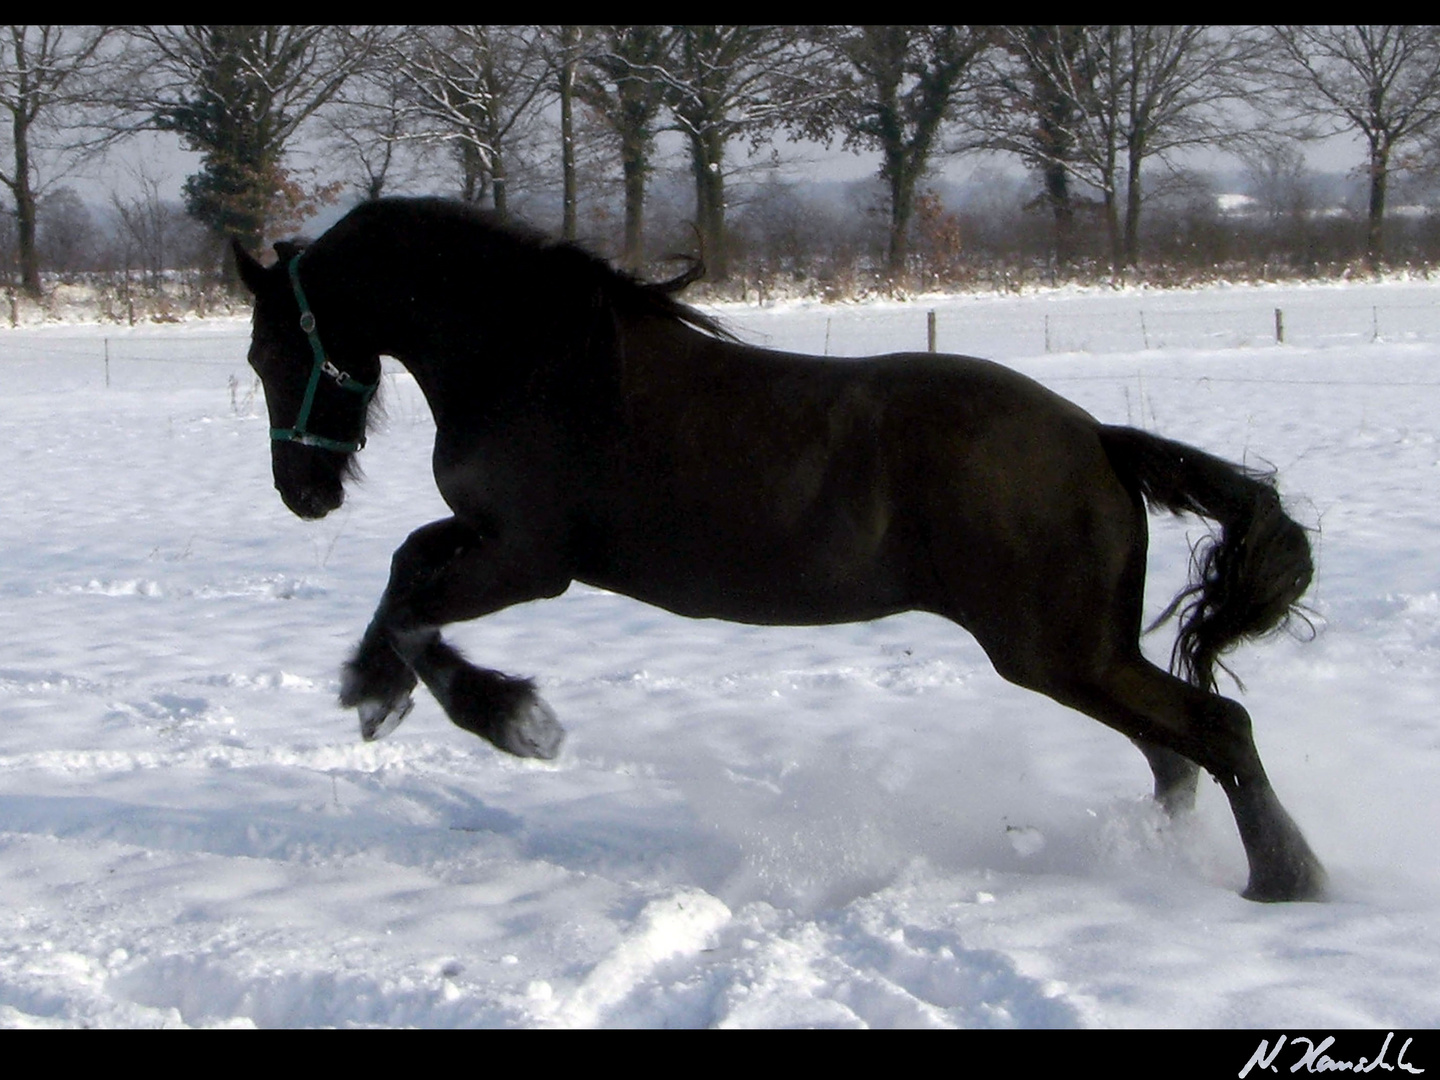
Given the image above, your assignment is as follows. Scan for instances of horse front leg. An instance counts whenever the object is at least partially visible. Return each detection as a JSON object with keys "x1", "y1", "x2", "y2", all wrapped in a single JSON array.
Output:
[
  {"x1": 342, "y1": 616, "x2": 418, "y2": 741},
  {"x1": 339, "y1": 516, "x2": 570, "y2": 758}
]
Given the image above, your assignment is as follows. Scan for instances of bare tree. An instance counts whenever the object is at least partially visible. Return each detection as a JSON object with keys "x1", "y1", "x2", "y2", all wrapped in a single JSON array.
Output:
[
  {"x1": 807, "y1": 26, "x2": 992, "y2": 276},
  {"x1": 35, "y1": 185, "x2": 96, "y2": 273},
  {"x1": 1266, "y1": 26, "x2": 1440, "y2": 270},
  {"x1": 319, "y1": 46, "x2": 432, "y2": 203},
  {"x1": 533, "y1": 26, "x2": 589, "y2": 240},
  {"x1": 109, "y1": 163, "x2": 200, "y2": 285},
  {"x1": 981, "y1": 26, "x2": 1257, "y2": 274},
  {"x1": 1113, "y1": 27, "x2": 1259, "y2": 269},
  {"x1": 574, "y1": 26, "x2": 676, "y2": 268},
  {"x1": 975, "y1": 27, "x2": 1088, "y2": 265},
  {"x1": 656, "y1": 26, "x2": 833, "y2": 281},
  {"x1": 400, "y1": 25, "x2": 553, "y2": 216},
  {"x1": 0, "y1": 25, "x2": 116, "y2": 295},
  {"x1": 1233, "y1": 139, "x2": 1314, "y2": 267},
  {"x1": 1241, "y1": 140, "x2": 1312, "y2": 224}
]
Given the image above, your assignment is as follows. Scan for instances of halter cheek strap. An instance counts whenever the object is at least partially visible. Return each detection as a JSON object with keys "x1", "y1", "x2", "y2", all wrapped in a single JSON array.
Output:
[{"x1": 270, "y1": 255, "x2": 377, "y2": 454}]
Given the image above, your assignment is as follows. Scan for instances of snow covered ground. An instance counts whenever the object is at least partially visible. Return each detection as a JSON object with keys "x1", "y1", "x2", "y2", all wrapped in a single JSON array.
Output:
[{"x1": 1, "y1": 278, "x2": 1439, "y2": 1030}]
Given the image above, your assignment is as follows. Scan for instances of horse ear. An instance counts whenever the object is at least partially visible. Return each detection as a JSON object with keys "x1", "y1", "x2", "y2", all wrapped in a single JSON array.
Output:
[{"x1": 232, "y1": 238, "x2": 268, "y2": 295}]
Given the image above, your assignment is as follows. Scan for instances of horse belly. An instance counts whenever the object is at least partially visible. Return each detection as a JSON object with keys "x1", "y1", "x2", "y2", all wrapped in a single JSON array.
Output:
[
  {"x1": 581, "y1": 554, "x2": 911, "y2": 626},
  {"x1": 580, "y1": 476, "x2": 913, "y2": 626}
]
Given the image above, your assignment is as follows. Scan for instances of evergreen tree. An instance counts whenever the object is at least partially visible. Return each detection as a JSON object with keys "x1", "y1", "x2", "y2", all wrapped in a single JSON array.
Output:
[{"x1": 138, "y1": 26, "x2": 374, "y2": 263}]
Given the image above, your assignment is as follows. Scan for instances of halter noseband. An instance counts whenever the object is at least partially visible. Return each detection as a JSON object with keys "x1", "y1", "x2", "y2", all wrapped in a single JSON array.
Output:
[{"x1": 269, "y1": 255, "x2": 377, "y2": 454}]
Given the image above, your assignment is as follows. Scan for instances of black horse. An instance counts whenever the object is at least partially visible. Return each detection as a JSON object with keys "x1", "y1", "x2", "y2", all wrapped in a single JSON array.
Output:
[{"x1": 234, "y1": 196, "x2": 1324, "y2": 902}]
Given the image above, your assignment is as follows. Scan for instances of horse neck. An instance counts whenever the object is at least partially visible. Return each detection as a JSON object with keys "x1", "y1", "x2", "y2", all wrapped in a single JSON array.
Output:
[
  {"x1": 319, "y1": 250, "x2": 465, "y2": 408},
  {"x1": 363, "y1": 266, "x2": 597, "y2": 421},
  {"x1": 316, "y1": 221, "x2": 678, "y2": 414}
]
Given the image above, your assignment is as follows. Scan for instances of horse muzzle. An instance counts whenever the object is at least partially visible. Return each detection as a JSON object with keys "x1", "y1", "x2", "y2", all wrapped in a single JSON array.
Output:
[{"x1": 276, "y1": 477, "x2": 344, "y2": 520}]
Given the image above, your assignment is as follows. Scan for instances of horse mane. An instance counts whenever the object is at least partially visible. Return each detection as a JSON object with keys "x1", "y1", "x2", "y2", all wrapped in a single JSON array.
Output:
[
  {"x1": 331, "y1": 197, "x2": 735, "y2": 343},
  {"x1": 549, "y1": 235, "x2": 735, "y2": 343}
]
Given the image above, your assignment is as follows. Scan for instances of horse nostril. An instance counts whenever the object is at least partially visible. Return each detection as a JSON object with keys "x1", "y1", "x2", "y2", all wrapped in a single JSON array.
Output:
[{"x1": 277, "y1": 483, "x2": 339, "y2": 520}]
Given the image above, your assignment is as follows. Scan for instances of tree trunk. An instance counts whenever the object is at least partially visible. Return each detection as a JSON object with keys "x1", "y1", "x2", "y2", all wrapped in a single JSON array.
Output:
[
  {"x1": 491, "y1": 143, "x2": 508, "y2": 219},
  {"x1": 1103, "y1": 187, "x2": 1124, "y2": 278},
  {"x1": 11, "y1": 113, "x2": 40, "y2": 298},
  {"x1": 15, "y1": 192, "x2": 39, "y2": 298},
  {"x1": 1366, "y1": 137, "x2": 1389, "y2": 271},
  {"x1": 690, "y1": 127, "x2": 728, "y2": 281},
  {"x1": 1043, "y1": 160, "x2": 1073, "y2": 268},
  {"x1": 458, "y1": 141, "x2": 487, "y2": 205},
  {"x1": 559, "y1": 26, "x2": 578, "y2": 241},
  {"x1": 1029, "y1": 26, "x2": 1078, "y2": 268},
  {"x1": 886, "y1": 147, "x2": 919, "y2": 277},
  {"x1": 1124, "y1": 143, "x2": 1144, "y2": 270},
  {"x1": 620, "y1": 132, "x2": 647, "y2": 269}
]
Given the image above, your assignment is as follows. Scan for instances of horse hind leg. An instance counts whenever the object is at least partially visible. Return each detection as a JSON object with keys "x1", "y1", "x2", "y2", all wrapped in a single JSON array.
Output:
[
  {"x1": 1132, "y1": 737, "x2": 1201, "y2": 816},
  {"x1": 962, "y1": 594, "x2": 1322, "y2": 899},
  {"x1": 1061, "y1": 657, "x2": 1326, "y2": 902}
]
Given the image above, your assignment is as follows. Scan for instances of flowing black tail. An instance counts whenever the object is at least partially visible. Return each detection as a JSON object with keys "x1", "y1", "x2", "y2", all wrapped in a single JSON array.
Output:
[{"x1": 1099, "y1": 425, "x2": 1313, "y2": 693}]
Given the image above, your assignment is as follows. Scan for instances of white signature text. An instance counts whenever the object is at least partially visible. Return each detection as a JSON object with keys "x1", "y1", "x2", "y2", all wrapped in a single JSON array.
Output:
[{"x1": 1241, "y1": 1034, "x2": 1423, "y2": 1077}]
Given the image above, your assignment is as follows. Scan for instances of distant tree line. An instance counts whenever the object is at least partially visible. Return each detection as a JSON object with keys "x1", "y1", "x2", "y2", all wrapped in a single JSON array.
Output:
[{"x1": 6, "y1": 25, "x2": 1440, "y2": 306}]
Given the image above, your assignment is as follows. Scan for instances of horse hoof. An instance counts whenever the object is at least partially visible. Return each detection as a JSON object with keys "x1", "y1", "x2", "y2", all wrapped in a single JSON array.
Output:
[
  {"x1": 359, "y1": 695, "x2": 414, "y2": 742},
  {"x1": 1242, "y1": 861, "x2": 1329, "y2": 903},
  {"x1": 497, "y1": 696, "x2": 565, "y2": 760}
]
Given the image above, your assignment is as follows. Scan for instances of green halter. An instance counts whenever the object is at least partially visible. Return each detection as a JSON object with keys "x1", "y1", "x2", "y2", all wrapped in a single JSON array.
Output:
[{"x1": 269, "y1": 255, "x2": 377, "y2": 454}]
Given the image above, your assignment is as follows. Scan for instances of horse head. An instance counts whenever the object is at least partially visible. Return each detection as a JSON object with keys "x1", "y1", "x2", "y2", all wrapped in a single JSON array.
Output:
[{"x1": 233, "y1": 237, "x2": 378, "y2": 520}]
